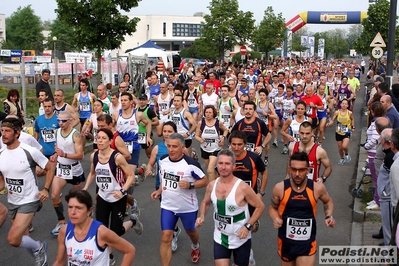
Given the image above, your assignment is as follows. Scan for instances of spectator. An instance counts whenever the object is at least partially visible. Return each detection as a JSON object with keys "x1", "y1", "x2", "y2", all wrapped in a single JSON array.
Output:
[{"x1": 3, "y1": 89, "x2": 24, "y2": 119}]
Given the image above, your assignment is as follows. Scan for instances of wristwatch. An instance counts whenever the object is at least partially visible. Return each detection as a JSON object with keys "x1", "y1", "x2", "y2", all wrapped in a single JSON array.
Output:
[
  {"x1": 189, "y1": 182, "x2": 195, "y2": 189},
  {"x1": 120, "y1": 189, "x2": 128, "y2": 196},
  {"x1": 259, "y1": 191, "x2": 266, "y2": 197},
  {"x1": 261, "y1": 144, "x2": 266, "y2": 148},
  {"x1": 321, "y1": 176, "x2": 327, "y2": 183},
  {"x1": 244, "y1": 223, "x2": 252, "y2": 231}
]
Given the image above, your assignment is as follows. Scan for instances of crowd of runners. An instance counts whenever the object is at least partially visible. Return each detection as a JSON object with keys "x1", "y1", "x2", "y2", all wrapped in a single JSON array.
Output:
[{"x1": 2, "y1": 55, "x2": 388, "y2": 266}]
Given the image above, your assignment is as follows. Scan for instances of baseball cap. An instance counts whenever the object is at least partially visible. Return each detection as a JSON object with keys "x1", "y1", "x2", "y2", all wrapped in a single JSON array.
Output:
[{"x1": 138, "y1": 94, "x2": 148, "y2": 100}]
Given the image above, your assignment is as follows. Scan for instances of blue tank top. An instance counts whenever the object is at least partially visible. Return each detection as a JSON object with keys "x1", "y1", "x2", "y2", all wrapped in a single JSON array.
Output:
[{"x1": 78, "y1": 92, "x2": 92, "y2": 119}]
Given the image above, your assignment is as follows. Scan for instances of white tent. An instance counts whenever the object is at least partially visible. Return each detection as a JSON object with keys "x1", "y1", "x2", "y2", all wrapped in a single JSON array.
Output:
[{"x1": 123, "y1": 48, "x2": 174, "y2": 70}]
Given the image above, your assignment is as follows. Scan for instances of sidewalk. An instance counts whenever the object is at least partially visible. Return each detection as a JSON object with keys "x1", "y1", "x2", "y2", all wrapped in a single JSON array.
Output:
[{"x1": 350, "y1": 126, "x2": 387, "y2": 264}]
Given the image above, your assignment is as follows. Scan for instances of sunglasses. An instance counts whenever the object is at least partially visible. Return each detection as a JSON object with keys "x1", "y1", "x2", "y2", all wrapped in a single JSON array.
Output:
[{"x1": 57, "y1": 119, "x2": 71, "y2": 123}]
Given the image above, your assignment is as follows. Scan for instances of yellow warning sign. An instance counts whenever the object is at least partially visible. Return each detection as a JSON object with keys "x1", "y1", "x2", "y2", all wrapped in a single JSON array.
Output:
[{"x1": 370, "y1": 32, "x2": 386, "y2": 47}]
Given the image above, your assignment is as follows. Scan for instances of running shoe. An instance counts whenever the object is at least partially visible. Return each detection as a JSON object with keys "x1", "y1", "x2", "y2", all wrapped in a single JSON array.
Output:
[
  {"x1": 131, "y1": 199, "x2": 140, "y2": 217},
  {"x1": 0, "y1": 188, "x2": 7, "y2": 194},
  {"x1": 345, "y1": 154, "x2": 351, "y2": 163},
  {"x1": 139, "y1": 163, "x2": 146, "y2": 182},
  {"x1": 249, "y1": 249, "x2": 256, "y2": 266},
  {"x1": 272, "y1": 139, "x2": 278, "y2": 147},
  {"x1": 263, "y1": 158, "x2": 269, "y2": 167},
  {"x1": 192, "y1": 148, "x2": 199, "y2": 161},
  {"x1": 191, "y1": 245, "x2": 200, "y2": 263},
  {"x1": 338, "y1": 159, "x2": 345, "y2": 165},
  {"x1": 130, "y1": 213, "x2": 143, "y2": 235},
  {"x1": 109, "y1": 257, "x2": 116, "y2": 266},
  {"x1": 134, "y1": 175, "x2": 139, "y2": 186},
  {"x1": 281, "y1": 146, "x2": 289, "y2": 154},
  {"x1": 29, "y1": 223, "x2": 34, "y2": 233},
  {"x1": 33, "y1": 240, "x2": 48, "y2": 266},
  {"x1": 171, "y1": 226, "x2": 182, "y2": 252},
  {"x1": 51, "y1": 221, "x2": 67, "y2": 235}
]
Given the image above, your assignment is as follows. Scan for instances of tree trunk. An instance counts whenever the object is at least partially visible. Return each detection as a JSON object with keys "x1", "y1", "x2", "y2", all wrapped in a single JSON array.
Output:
[{"x1": 96, "y1": 47, "x2": 102, "y2": 86}]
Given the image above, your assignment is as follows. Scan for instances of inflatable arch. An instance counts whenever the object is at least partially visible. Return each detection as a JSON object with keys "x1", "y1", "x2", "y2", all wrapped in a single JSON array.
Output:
[{"x1": 286, "y1": 11, "x2": 368, "y2": 33}]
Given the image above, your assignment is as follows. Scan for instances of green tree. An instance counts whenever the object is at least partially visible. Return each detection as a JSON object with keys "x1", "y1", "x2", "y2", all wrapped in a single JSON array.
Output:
[
  {"x1": 353, "y1": 0, "x2": 399, "y2": 55},
  {"x1": 347, "y1": 25, "x2": 363, "y2": 49},
  {"x1": 6, "y1": 5, "x2": 44, "y2": 51},
  {"x1": 56, "y1": 0, "x2": 141, "y2": 84},
  {"x1": 46, "y1": 17, "x2": 79, "y2": 59},
  {"x1": 201, "y1": 0, "x2": 255, "y2": 62},
  {"x1": 323, "y1": 29, "x2": 349, "y2": 58},
  {"x1": 252, "y1": 7, "x2": 286, "y2": 61},
  {"x1": 180, "y1": 37, "x2": 218, "y2": 60}
]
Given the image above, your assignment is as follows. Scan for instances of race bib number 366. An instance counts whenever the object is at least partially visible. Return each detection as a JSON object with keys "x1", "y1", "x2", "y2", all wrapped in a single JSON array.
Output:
[{"x1": 286, "y1": 217, "x2": 312, "y2": 241}]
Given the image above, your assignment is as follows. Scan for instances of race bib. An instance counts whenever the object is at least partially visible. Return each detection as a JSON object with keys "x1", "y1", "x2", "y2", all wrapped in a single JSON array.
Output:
[
  {"x1": 6, "y1": 177, "x2": 24, "y2": 196},
  {"x1": 286, "y1": 217, "x2": 312, "y2": 241},
  {"x1": 93, "y1": 129, "x2": 98, "y2": 141},
  {"x1": 245, "y1": 143, "x2": 255, "y2": 152},
  {"x1": 204, "y1": 138, "x2": 216, "y2": 148},
  {"x1": 221, "y1": 114, "x2": 231, "y2": 123},
  {"x1": 172, "y1": 116, "x2": 180, "y2": 125},
  {"x1": 138, "y1": 133, "x2": 146, "y2": 144},
  {"x1": 293, "y1": 133, "x2": 300, "y2": 142},
  {"x1": 214, "y1": 213, "x2": 233, "y2": 234},
  {"x1": 79, "y1": 102, "x2": 90, "y2": 111},
  {"x1": 125, "y1": 141, "x2": 133, "y2": 153},
  {"x1": 338, "y1": 94, "x2": 347, "y2": 101},
  {"x1": 337, "y1": 123, "x2": 349, "y2": 133},
  {"x1": 97, "y1": 176, "x2": 112, "y2": 191},
  {"x1": 41, "y1": 129, "x2": 55, "y2": 143},
  {"x1": 188, "y1": 98, "x2": 196, "y2": 105},
  {"x1": 159, "y1": 103, "x2": 168, "y2": 112},
  {"x1": 259, "y1": 115, "x2": 268, "y2": 125},
  {"x1": 306, "y1": 106, "x2": 312, "y2": 115},
  {"x1": 283, "y1": 110, "x2": 290, "y2": 119},
  {"x1": 149, "y1": 97, "x2": 155, "y2": 106},
  {"x1": 57, "y1": 163, "x2": 73, "y2": 179},
  {"x1": 306, "y1": 167, "x2": 314, "y2": 180},
  {"x1": 163, "y1": 172, "x2": 180, "y2": 193}
]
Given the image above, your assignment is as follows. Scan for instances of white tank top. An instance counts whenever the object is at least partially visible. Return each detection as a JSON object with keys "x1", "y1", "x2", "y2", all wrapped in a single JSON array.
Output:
[
  {"x1": 211, "y1": 178, "x2": 251, "y2": 249},
  {"x1": 202, "y1": 93, "x2": 219, "y2": 110},
  {"x1": 65, "y1": 220, "x2": 109, "y2": 265},
  {"x1": 157, "y1": 93, "x2": 172, "y2": 121},
  {"x1": 95, "y1": 151, "x2": 124, "y2": 203},
  {"x1": 171, "y1": 108, "x2": 192, "y2": 139},
  {"x1": 326, "y1": 78, "x2": 336, "y2": 92},
  {"x1": 235, "y1": 107, "x2": 245, "y2": 123},
  {"x1": 109, "y1": 102, "x2": 121, "y2": 116},
  {"x1": 218, "y1": 98, "x2": 233, "y2": 128},
  {"x1": 200, "y1": 119, "x2": 221, "y2": 153},
  {"x1": 290, "y1": 115, "x2": 307, "y2": 142},
  {"x1": 116, "y1": 109, "x2": 140, "y2": 152},
  {"x1": 56, "y1": 128, "x2": 84, "y2": 178},
  {"x1": 187, "y1": 89, "x2": 199, "y2": 108}
]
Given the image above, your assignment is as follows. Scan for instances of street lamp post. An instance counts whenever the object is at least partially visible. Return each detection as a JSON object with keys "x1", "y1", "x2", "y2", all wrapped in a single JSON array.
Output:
[
  {"x1": 53, "y1": 36, "x2": 59, "y2": 90},
  {"x1": 182, "y1": 41, "x2": 185, "y2": 50}
]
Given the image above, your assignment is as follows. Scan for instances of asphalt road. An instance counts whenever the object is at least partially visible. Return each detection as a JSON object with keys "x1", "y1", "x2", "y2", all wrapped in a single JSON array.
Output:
[{"x1": 0, "y1": 80, "x2": 367, "y2": 266}]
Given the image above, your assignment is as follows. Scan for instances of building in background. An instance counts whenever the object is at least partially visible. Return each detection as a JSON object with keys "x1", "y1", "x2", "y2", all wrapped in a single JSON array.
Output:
[
  {"x1": 0, "y1": 14, "x2": 6, "y2": 45},
  {"x1": 121, "y1": 13, "x2": 205, "y2": 53}
]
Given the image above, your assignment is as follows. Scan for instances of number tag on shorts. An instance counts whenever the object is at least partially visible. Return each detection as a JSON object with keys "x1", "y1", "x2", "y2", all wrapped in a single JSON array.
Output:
[
  {"x1": 162, "y1": 172, "x2": 180, "y2": 193},
  {"x1": 97, "y1": 176, "x2": 112, "y2": 191},
  {"x1": 283, "y1": 110, "x2": 290, "y2": 119},
  {"x1": 293, "y1": 133, "x2": 300, "y2": 142},
  {"x1": 214, "y1": 213, "x2": 233, "y2": 234},
  {"x1": 260, "y1": 115, "x2": 268, "y2": 125},
  {"x1": 222, "y1": 115, "x2": 231, "y2": 123},
  {"x1": 79, "y1": 102, "x2": 90, "y2": 111},
  {"x1": 306, "y1": 106, "x2": 312, "y2": 115},
  {"x1": 6, "y1": 177, "x2": 24, "y2": 195},
  {"x1": 339, "y1": 94, "x2": 347, "y2": 101},
  {"x1": 138, "y1": 133, "x2": 146, "y2": 144},
  {"x1": 57, "y1": 163, "x2": 73, "y2": 179},
  {"x1": 41, "y1": 129, "x2": 56, "y2": 143},
  {"x1": 125, "y1": 141, "x2": 133, "y2": 153},
  {"x1": 286, "y1": 217, "x2": 312, "y2": 241},
  {"x1": 245, "y1": 143, "x2": 255, "y2": 152}
]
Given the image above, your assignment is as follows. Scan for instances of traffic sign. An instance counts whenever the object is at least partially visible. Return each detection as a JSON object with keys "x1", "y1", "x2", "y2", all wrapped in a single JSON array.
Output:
[
  {"x1": 370, "y1": 32, "x2": 386, "y2": 47},
  {"x1": 240, "y1": 45, "x2": 247, "y2": 55},
  {"x1": 371, "y1": 47, "x2": 384, "y2": 59}
]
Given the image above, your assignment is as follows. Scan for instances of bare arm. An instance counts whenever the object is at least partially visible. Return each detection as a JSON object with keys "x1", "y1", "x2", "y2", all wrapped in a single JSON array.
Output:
[
  {"x1": 83, "y1": 153, "x2": 96, "y2": 191},
  {"x1": 71, "y1": 93, "x2": 79, "y2": 111},
  {"x1": 145, "y1": 145, "x2": 158, "y2": 177},
  {"x1": 52, "y1": 225, "x2": 67, "y2": 266},
  {"x1": 115, "y1": 136, "x2": 132, "y2": 161},
  {"x1": 116, "y1": 154, "x2": 135, "y2": 189},
  {"x1": 194, "y1": 120, "x2": 204, "y2": 144},
  {"x1": 66, "y1": 104, "x2": 80, "y2": 128},
  {"x1": 316, "y1": 182, "x2": 335, "y2": 228},
  {"x1": 317, "y1": 147, "x2": 332, "y2": 182},
  {"x1": 280, "y1": 118, "x2": 294, "y2": 141},
  {"x1": 184, "y1": 111, "x2": 197, "y2": 135},
  {"x1": 268, "y1": 182, "x2": 284, "y2": 228},
  {"x1": 98, "y1": 225, "x2": 135, "y2": 265},
  {"x1": 242, "y1": 183, "x2": 265, "y2": 225},
  {"x1": 195, "y1": 181, "x2": 214, "y2": 227}
]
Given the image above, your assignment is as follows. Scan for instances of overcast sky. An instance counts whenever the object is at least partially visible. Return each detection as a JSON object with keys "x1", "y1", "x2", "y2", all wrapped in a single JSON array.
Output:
[{"x1": 1, "y1": 0, "x2": 387, "y2": 33}]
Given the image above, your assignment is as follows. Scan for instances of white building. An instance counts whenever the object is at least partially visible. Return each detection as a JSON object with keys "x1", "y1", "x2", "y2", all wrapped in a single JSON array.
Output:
[
  {"x1": 0, "y1": 14, "x2": 6, "y2": 44},
  {"x1": 121, "y1": 13, "x2": 205, "y2": 53}
]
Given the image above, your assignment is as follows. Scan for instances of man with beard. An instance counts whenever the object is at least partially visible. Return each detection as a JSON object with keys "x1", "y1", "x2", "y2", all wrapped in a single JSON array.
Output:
[{"x1": 269, "y1": 151, "x2": 335, "y2": 265}]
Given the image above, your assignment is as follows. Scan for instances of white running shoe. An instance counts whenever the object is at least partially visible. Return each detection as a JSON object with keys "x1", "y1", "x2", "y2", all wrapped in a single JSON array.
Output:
[
  {"x1": 367, "y1": 200, "x2": 376, "y2": 206},
  {"x1": 249, "y1": 249, "x2": 256, "y2": 266},
  {"x1": 51, "y1": 221, "x2": 67, "y2": 235},
  {"x1": 130, "y1": 213, "x2": 143, "y2": 235},
  {"x1": 171, "y1": 226, "x2": 182, "y2": 252},
  {"x1": 33, "y1": 240, "x2": 48, "y2": 266}
]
